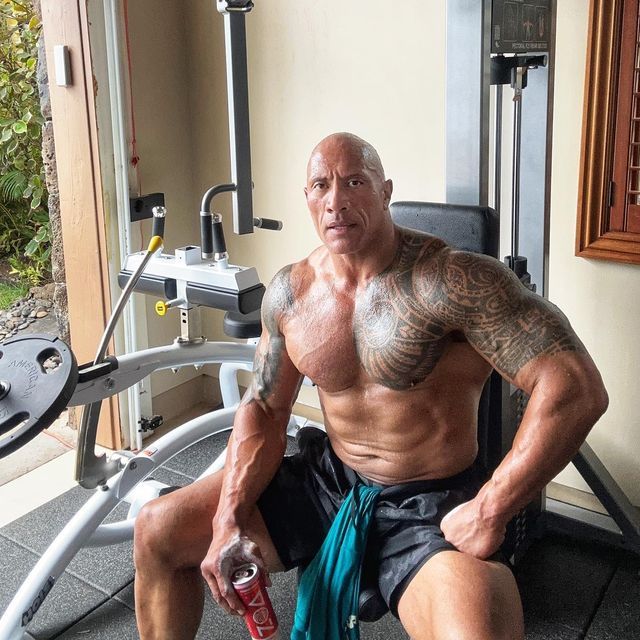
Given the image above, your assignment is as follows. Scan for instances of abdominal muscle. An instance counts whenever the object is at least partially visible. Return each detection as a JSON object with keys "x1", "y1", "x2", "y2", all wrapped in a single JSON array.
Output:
[{"x1": 318, "y1": 377, "x2": 484, "y2": 485}]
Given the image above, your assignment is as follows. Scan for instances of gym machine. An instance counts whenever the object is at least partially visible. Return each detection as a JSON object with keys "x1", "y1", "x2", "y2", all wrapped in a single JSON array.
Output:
[
  {"x1": 0, "y1": 2, "x2": 308, "y2": 637},
  {"x1": 1, "y1": 1, "x2": 640, "y2": 636},
  {"x1": 446, "y1": 0, "x2": 640, "y2": 557}
]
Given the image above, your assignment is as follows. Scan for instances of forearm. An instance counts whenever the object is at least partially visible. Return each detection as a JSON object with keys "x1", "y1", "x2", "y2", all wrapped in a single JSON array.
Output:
[
  {"x1": 475, "y1": 361, "x2": 608, "y2": 525},
  {"x1": 214, "y1": 401, "x2": 287, "y2": 529}
]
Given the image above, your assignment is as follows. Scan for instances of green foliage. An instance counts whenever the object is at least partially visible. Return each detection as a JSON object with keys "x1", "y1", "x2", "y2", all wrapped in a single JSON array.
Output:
[
  {"x1": 0, "y1": 0, "x2": 50, "y2": 283},
  {"x1": 0, "y1": 279, "x2": 28, "y2": 309}
]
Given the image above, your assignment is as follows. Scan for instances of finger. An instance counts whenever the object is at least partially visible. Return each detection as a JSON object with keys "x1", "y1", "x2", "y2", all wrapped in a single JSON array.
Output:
[
  {"x1": 219, "y1": 577, "x2": 245, "y2": 615},
  {"x1": 204, "y1": 573, "x2": 234, "y2": 615}
]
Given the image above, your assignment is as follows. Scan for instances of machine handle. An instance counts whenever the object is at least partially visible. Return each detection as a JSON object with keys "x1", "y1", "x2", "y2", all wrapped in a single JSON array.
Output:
[
  {"x1": 200, "y1": 212, "x2": 214, "y2": 257},
  {"x1": 152, "y1": 206, "x2": 166, "y2": 239},
  {"x1": 212, "y1": 215, "x2": 228, "y2": 254},
  {"x1": 253, "y1": 217, "x2": 283, "y2": 231}
]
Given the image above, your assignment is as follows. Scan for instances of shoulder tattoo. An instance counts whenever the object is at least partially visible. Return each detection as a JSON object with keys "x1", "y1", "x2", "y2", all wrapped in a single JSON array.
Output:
[
  {"x1": 242, "y1": 265, "x2": 295, "y2": 406},
  {"x1": 430, "y1": 251, "x2": 587, "y2": 379}
]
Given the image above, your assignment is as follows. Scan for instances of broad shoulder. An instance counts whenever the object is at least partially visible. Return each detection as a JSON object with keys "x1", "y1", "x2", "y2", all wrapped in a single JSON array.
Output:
[{"x1": 261, "y1": 254, "x2": 318, "y2": 333}]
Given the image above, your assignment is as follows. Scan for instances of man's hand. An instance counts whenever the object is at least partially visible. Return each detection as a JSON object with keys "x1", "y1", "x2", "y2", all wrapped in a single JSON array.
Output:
[
  {"x1": 440, "y1": 499, "x2": 507, "y2": 559},
  {"x1": 200, "y1": 526, "x2": 270, "y2": 616}
]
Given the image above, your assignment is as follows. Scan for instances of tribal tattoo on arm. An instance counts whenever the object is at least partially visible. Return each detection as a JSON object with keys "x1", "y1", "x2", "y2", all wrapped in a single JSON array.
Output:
[
  {"x1": 241, "y1": 265, "x2": 302, "y2": 413},
  {"x1": 421, "y1": 249, "x2": 587, "y2": 381}
]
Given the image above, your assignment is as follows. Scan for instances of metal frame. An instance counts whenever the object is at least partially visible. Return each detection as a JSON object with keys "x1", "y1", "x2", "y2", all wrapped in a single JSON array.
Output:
[{"x1": 0, "y1": 340, "x2": 316, "y2": 639}]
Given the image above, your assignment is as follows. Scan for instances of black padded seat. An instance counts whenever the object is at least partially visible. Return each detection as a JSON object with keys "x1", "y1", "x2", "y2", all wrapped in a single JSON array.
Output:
[{"x1": 223, "y1": 309, "x2": 262, "y2": 339}]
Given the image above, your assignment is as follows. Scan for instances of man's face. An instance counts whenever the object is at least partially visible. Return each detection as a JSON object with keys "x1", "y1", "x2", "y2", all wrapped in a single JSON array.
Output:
[{"x1": 304, "y1": 140, "x2": 392, "y2": 256}]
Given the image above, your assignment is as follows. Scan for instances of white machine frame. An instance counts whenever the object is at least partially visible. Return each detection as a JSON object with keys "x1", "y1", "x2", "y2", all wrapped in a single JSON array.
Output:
[{"x1": 0, "y1": 339, "x2": 315, "y2": 639}]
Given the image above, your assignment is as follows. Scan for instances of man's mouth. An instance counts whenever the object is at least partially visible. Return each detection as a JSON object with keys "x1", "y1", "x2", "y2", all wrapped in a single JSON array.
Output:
[{"x1": 327, "y1": 223, "x2": 356, "y2": 231}]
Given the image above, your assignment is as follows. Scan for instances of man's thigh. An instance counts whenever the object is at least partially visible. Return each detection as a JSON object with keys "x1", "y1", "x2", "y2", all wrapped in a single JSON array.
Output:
[
  {"x1": 396, "y1": 550, "x2": 523, "y2": 640},
  {"x1": 135, "y1": 469, "x2": 284, "y2": 572}
]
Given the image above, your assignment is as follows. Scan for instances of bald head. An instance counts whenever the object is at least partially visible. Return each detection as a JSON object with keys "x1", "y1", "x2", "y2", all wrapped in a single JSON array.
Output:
[{"x1": 307, "y1": 133, "x2": 386, "y2": 183}]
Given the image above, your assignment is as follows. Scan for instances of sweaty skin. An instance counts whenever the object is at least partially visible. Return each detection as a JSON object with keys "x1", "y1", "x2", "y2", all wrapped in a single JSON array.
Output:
[
  {"x1": 134, "y1": 133, "x2": 608, "y2": 640},
  {"x1": 207, "y1": 133, "x2": 606, "y2": 596}
]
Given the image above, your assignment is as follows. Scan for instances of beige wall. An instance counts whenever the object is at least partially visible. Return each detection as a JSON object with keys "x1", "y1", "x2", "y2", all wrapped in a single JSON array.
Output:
[
  {"x1": 549, "y1": 1, "x2": 640, "y2": 503},
  {"x1": 125, "y1": 1, "x2": 639, "y2": 503},
  {"x1": 126, "y1": 1, "x2": 229, "y2": 398},
  {"x1": 229, "y1": 1, "x2": 447, "y2": 278}
]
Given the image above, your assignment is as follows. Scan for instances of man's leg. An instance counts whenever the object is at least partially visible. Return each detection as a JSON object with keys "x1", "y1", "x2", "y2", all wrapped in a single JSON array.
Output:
[
  {"x1": 397, "y1": 551, "x2": 524, "y2": 640},
  {"x1": 133, "y1": 470, "x2": 283, "y2": 640}
]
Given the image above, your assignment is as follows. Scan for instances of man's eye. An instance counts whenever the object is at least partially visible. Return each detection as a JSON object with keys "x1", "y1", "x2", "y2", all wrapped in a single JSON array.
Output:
[
  {"x1": 348, "y1": 179, "x2": 363, "y2": 187},
  {"x1": 313, "y1": 182, "x2": 326, "y2": 189}
]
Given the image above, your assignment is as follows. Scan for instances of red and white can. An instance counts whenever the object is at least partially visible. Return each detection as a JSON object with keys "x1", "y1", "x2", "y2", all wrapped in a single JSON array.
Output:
[{"x1": 231, "y1": 563, "x2": 279, "y2": 639}]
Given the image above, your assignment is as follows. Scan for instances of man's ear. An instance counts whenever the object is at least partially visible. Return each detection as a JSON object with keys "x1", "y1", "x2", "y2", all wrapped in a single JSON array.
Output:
[{"x1": 383, "y1": 179, "x2": 393, "y2": 208}]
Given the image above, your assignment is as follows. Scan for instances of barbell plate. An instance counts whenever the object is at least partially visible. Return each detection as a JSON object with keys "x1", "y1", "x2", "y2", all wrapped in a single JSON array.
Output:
[{"x1": 0, "y1": 334, "x2": 78, "y2": 459}]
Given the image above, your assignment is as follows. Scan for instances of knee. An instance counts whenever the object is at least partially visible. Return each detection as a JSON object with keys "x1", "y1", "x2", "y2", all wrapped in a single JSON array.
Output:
[
  {"x1": 133, "y1": 498, "x2": 175, "y2": 570},
  {"x1": 475, "y1": 563, "x2": 523, "y2": 640},
  {"x1": 399, "y1": 554, "x2": 523, "y2": 640}
]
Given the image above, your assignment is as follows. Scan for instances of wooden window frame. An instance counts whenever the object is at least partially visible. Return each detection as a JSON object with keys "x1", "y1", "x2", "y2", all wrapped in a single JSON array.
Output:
[{"x1": 577, "y1": 0, "x2": 640, "y2": 264}]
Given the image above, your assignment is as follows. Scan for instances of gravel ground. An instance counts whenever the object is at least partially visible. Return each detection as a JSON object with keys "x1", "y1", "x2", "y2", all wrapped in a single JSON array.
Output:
[{"x1": 0, "y1": 282, "x2": 56, "y2": 342}]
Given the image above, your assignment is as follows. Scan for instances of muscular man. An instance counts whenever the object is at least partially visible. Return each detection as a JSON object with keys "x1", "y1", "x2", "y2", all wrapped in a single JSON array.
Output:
[{"x1": 134, "y1": 133, "x2": 608, "y2": 640}]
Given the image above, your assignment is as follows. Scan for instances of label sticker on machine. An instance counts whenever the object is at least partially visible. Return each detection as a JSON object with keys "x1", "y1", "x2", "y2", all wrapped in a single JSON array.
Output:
[{"x1": 491, "y1": 0, "x2": 550, "y2": 54}]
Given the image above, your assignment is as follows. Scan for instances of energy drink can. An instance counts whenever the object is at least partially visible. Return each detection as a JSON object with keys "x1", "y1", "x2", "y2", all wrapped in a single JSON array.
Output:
[{"x1": 231, "y1": 563, "x2": 279, "y2": 639}]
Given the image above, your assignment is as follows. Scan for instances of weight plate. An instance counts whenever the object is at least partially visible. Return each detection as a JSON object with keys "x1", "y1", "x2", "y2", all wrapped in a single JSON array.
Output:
[{"x1": 0, "y1": 334, "x2": 78, "y2": 459}]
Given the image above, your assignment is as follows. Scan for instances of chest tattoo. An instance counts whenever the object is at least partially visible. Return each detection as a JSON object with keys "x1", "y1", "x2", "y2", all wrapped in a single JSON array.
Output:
[{"x1": 354, "y1": 234, "x2": 449, "y2": 390}]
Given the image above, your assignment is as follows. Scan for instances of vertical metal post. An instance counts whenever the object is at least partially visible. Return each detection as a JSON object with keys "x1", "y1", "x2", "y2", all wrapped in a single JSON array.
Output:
[
  {"x1": 510, "y1": 69, "x2": 524, "y2": 266},
  {"x1": 446, "y1": 0, "x2": 493, "y2": 206},
  {"x1": 494, "y1": 84, "x2": 503, "y2": 216},
  {"x1": 518, "y1": 61, "x2": 552, "y2": 295},
  {"x1": 221, "y1": 9, "x2": 254, "y2": 235}
]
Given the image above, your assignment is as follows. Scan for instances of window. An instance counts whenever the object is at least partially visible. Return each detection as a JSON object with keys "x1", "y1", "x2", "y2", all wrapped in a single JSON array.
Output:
[{"x1": 577, "y1": 0, "x2": 640, "y2": 264}]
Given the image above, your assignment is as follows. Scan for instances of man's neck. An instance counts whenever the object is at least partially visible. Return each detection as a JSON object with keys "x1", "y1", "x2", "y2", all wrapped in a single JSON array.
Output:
[{"x1": 329, "y1": 222, "x2": 400, "y2": 287}]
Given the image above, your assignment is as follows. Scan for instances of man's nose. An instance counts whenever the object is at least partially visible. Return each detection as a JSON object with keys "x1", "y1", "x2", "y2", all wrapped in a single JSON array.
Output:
[{"x1": 326, "y1": 184, "x2": 348, "y2": 212}]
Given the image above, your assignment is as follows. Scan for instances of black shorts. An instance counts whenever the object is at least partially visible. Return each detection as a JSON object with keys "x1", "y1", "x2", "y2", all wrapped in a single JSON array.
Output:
[{"x1": 257, "y1": 427, "x2": 487, "y2": 617}]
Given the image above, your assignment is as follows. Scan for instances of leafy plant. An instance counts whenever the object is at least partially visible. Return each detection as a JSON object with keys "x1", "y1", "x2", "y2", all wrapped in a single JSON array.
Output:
[{"x1": 0, "y1": 0, "x2": 50, "y2": 283}]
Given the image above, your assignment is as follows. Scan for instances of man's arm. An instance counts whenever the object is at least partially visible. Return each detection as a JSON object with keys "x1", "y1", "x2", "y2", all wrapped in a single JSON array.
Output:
[
  {"x1": 201, "y1": 265, "x2": 303, "y2": 613},
  {"x1": 436, "y1": 250, "x2": 609, "y2": 558}
]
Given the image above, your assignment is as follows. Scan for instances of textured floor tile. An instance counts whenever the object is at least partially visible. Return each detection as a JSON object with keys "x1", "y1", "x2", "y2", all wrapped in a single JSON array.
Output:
[
  {"x1": 55, "y1": 598, "x2": 139, "y2": 639},
  {"x1": 1, "y1": 485, "x2": 134, "y2": 597},
  {"x1": 585, "y1": 559, "x2": 640, "y2": 639},
  {"x1": 161, "y1": 432, "x2": 231, "y2": 480},
  {"x1": 0, "y1": 535, "x2": 108, "y2": 639},
  {"x1": 515, "y1": 533, "x2": 618, "y2": 636}
]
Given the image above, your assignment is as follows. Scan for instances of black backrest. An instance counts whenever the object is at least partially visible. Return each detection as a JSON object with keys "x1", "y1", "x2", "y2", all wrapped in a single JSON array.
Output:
[
  {"x1": 390, "y1": 201, "x2": 499, "y2": 256},
  {"x1": 390, "y1": 201, "x2": 500, "y2": 475}
]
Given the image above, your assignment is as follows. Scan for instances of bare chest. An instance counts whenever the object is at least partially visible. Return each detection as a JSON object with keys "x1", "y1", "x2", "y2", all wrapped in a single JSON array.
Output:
[{"x1": 284, "y1": 277, "x2": 450, "y2": 392}]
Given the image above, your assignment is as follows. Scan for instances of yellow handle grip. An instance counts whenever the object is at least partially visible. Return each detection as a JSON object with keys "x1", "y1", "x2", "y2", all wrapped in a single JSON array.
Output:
[{"x1": 147, "y1": 235, "x2": 163, "y2": 254}]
